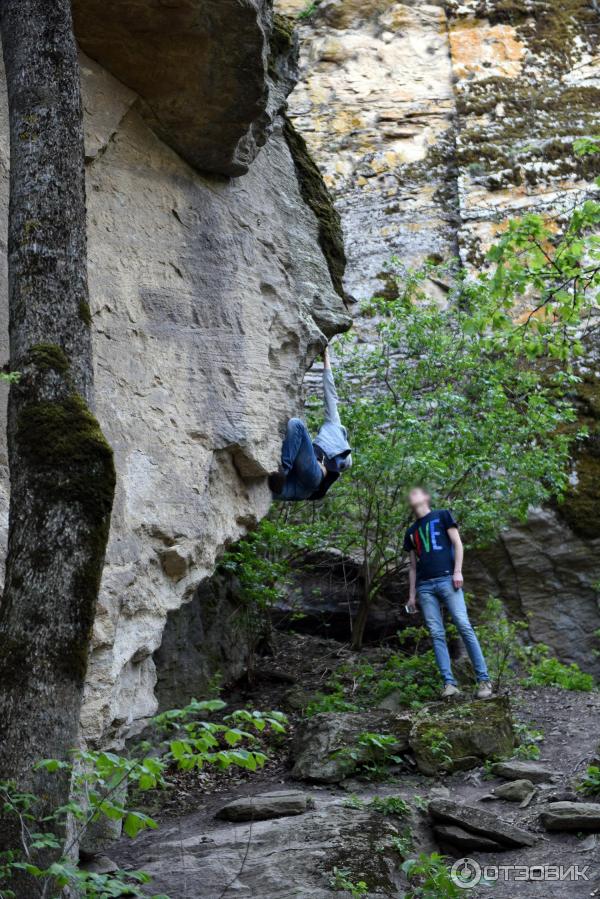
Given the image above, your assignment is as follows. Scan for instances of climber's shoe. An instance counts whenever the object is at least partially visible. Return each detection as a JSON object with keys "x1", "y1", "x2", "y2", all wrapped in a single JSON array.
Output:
[
  {"x1": 442, "y1": 683, "x2": 461, "y2": 699},
  {"x1": 268, "y1": 470, "x2": 287, "y2": 495},
  {"x1": 476, "y1": 681, "x2": 493, "y2": 699}
]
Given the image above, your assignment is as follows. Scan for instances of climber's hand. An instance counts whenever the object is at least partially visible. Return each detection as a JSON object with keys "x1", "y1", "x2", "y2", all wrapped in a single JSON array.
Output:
[{"x1": 323, "y1": 345, "x2": 331, "y2": 369}]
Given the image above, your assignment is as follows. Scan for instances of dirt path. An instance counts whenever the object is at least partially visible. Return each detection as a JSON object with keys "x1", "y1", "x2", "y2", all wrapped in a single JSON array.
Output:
[{"x1": 112, "y1": 637, "x2": 600, "y2": 897}]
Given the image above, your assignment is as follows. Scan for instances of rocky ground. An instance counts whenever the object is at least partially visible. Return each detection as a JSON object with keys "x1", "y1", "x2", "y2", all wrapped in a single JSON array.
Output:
[{"x1": 110, "y1": 633, "x2": 600, "y2": 897}]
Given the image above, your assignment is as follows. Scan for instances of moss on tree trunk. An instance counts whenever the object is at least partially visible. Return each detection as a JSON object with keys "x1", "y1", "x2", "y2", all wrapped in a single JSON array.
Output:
[{"x1": 0, "y1": 1, "x2": 115, "y2": 891}]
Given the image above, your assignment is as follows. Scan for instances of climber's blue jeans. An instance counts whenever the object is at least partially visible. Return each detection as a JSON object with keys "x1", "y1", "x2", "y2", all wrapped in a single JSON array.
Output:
[
  {"x1": 277, "y1": 418, "x2": 323, "y2": 501},
  {"x1": 417, "y1": 576, "x2": 489, "y2": 686}
]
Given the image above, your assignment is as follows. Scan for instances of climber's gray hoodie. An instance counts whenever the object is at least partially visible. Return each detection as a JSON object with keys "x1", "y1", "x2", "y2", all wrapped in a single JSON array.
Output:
[{"x1": 313, "y1": 368, "x2": 352, "y2": 471}]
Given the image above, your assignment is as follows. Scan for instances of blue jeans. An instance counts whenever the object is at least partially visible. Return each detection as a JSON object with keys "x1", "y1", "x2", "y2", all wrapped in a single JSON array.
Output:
[
  {"x1": 277, "y1": 418, "x2": 323, "y2": 501},
  {"x1": 417, "y1": 576, "x2": 489, "y2": 685}
]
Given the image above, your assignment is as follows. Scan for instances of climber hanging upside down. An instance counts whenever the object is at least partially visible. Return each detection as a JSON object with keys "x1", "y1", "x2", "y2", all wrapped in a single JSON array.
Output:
[{"x1": 268, "y1": 346, "x2": 352, "y2": 501}]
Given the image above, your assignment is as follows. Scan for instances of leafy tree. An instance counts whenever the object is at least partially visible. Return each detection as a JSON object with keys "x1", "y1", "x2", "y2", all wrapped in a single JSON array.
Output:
[{"x1": 283, "y1": 246, "x2": 591, "y2": 646}]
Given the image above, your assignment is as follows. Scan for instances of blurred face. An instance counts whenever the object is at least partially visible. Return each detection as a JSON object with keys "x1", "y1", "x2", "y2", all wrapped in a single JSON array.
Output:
[{"x1": 408, "y1": 487, "x2": 430, "y2": 511}]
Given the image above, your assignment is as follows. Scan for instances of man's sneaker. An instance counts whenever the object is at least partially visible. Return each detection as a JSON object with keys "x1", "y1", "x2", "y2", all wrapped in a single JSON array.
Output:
[
  {"x1": 442, "y1": 684, "x2": 461, "y2": 698},
  {"x1": 267, "y1": 470, "x2": 286, "y2": 495},
  {"x1": 477, "y1": 681, "x2": 493, "y2": 699}
]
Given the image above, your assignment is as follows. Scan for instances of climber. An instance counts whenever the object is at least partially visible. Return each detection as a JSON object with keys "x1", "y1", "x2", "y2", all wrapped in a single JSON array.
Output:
[
  {"x1": 268, "y1": 346, "x2": 352, "y2": 501},
  {"x1": 403, "y1": 487, "x2": 493, "y2": 700}
]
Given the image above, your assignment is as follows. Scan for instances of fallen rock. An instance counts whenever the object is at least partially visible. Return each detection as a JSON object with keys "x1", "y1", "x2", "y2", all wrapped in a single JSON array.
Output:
[
  {"x1": 482, "y1": 780, "x2": 536, "y2": 803},
  {"x1": 491, "y1": 760, "x2": 555, "y2": 784},
  {"x1": 215, "y1": 790, "x2": 311, "y2": 822},
  {"x1": 429, "y1": 800, "x2": 536, "y2": 848},
  {"x1": 434, "y1": 824, "x2": 505, "y2": 852},
  {"x1": 79, "y1": 855, "x2": 119, "y2": 875},
  {"x1": 541, "y1": 802, "x2": 600, "y2": 832},
  {"x1": 292, "y1": 711, "x2": 412, "y2": 783},
  {"x1": 409, "y1": 697, "x2": 514, "y2": 776}
]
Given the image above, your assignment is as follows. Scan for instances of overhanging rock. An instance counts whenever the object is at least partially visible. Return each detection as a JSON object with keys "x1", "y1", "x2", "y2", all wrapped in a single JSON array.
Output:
[{"x1": 72, "y1": 0, "x2": 280, "y2": 177}]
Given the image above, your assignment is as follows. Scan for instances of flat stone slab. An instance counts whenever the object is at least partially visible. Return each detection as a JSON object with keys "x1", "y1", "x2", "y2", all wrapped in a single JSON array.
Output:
[
  {"x1": 491, "y1": 760, "x2": 555, "y2": 784},
  {"x1": 434, "y1": 824, "x2": 505, "y2": 852},
  {"x1": 428, "y1": 799, "x2": 536, "y2": 847},
  {"x1": 541, "y1": 801, "x2": 600, "y2": 832},
  {"x1": 216, "y1": 790, "x2": 311, "y2": 822}
]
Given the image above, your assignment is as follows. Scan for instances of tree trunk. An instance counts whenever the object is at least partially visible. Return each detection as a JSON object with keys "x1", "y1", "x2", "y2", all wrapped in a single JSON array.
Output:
[
  {"x1": 0, "y1": 0, "x2": 115, "y2": 886},
  {"x1": 351, "y1": 580, "x2": 371, "y2": 650}
]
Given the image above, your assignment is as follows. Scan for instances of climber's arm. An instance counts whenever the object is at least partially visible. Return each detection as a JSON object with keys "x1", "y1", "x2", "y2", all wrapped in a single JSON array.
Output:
[{"x1": 322, "y1": 346, "x2": 342, "y2": 425}]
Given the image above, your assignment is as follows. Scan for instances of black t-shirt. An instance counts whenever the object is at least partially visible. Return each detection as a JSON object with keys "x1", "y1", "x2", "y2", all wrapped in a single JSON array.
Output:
[{"x1": 403, "y1": 509, "x2": 458, "y2": 583}]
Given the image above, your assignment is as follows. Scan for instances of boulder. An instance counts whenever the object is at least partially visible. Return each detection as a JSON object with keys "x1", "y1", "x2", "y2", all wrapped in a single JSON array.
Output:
[
  {"x1": 482, "y1": 780, "x2": 536, "y2": 804},
  {"x1": 541, "y1": 802, "x2": 600, "y2": 832},
  {"x1": 409, "y1": 697, "x2": 514, "y2": 776},
  {"x1": 428, "y1": 800, "x2": 536, "y2": 848},
  {"x1": 491, "y1": 760, "x2": 555, "y2": 784},
  {"x1": 433, "y1": 824, "x2": 505, "y2": 852},
  {"x1": 215, "y1": 790, "x2": 311, "y2": 822},
  {"x1": 291, "y1": 710, "x2": 412, "y2": 783}
]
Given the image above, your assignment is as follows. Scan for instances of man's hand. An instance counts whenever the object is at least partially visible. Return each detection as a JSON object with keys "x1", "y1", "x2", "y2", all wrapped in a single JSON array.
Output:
[
  {"x1": 406, "y1": 596, "x2": 418, "y2": 614},
  {"x1": 323, "y1": 345, "x2": 331, "y2": 369},
  {"x1": 453, "y1": 571, "x2": 464, "y2": 590}
]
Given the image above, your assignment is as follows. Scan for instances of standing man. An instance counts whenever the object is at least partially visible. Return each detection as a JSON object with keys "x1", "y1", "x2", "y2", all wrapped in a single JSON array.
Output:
[
  {"x1": 269, "y1": 346, "x2": 352, "y2": 501},
  {"x1": 403, "y1": 487, "x2": 493, "y2": 699}
]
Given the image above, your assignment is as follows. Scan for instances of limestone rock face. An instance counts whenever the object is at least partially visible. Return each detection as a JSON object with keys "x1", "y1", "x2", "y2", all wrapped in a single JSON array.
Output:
[
  {"x1": 73, "y1": 0, "x2": 280, "y2": 177},
  {"x1": 0, "y1": 35, "x2": 349, "y2": 745}
]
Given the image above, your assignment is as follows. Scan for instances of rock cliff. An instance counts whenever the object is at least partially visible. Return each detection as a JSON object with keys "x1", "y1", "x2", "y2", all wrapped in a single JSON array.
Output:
[
  {"x1": 277, "y1": 0, "x2": 600, "y2": 668},
  {"x1": 0, "y1": 3, "x2": 350, "y2": 746}
]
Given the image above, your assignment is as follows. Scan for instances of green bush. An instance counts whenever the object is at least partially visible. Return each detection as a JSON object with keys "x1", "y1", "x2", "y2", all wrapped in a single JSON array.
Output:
[
  {"x1": 524, "y1": 653, "x2": 595, "y2": 691},
  {"x1": 0, "y1": 700, "x2": 287, "y2": 898},
  {"x1": 369, "y1": 795, "x2": 411, "y2": 817},
  {"x1": 577, "y1": 765, "x2": 600, "y2": 796},
  {"x1": 402, "y1": 852, "x2": 483, "y2": 897}
]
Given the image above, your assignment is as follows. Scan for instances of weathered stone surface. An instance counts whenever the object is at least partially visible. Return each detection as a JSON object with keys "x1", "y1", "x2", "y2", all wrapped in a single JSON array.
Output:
[
  {"x1": 215, "y1": 790, "x2": 311, "y2": 821},
  {"x1": 409, "y1": 697, "x2": 514, "y2": 776},
  {"x1": 428, "y1": 799, "x2": 537, "y2": 848},
  {"x1": 113, "y1": 801, "x2": 403, "y2": 897},
  {"x1": 491, "y1": 760, "x2": 555, "y2": 784},
  {"x1": 483, "y1": 779, "x2": 536, "y2": 803},
  {"x1": 434, "y1": 824, "x2": 505, "y2": 852},
  {"x1": 541, "y1": 801, "x2": 600, "y2": 832},
  {"x1": 291, "y1": 710, "x2": 412, "y2": 782},
  {"x1": 73, "y1": 0, "x2": 283, "y2": 177},
  {"x1": 278, "y1": 0, "x2": 457, "y2": 301},
  {"x1": 0, "y1": 45, "x2": 349, "y2": 745},
  {"x1": 470, "y1": 509, "x2": 600, "y2": 677}
]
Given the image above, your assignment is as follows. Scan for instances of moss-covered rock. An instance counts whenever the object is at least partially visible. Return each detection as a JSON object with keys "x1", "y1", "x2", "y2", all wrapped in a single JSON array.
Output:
[
  {"x1": 283, "y1": 114, "x2": 347, "y2": 300},
  {"x1": 558, "y1": 371, "x2": 600, "y2": 537},
  {"x1": 409, "y1": 696, "x2": 515, "y2": 776}
]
